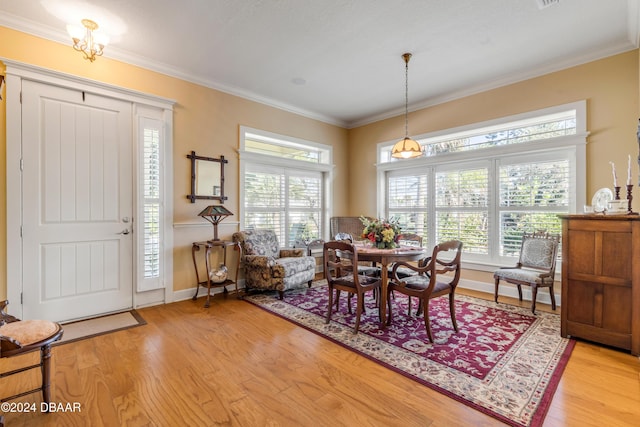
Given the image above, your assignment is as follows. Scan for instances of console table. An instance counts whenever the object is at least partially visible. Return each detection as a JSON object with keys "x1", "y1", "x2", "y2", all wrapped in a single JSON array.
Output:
[
  {"x1": 559, "y1": 214, "x2": 640, "y2": 355},
  {"x1": 191, "y1": 240, "x2": 240, "y2": 308}
]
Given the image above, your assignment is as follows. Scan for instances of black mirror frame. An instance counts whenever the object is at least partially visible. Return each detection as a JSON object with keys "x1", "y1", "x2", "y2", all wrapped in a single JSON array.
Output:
[{"x1": 187, "y1": 151, "x2": 228, "y2": 203}]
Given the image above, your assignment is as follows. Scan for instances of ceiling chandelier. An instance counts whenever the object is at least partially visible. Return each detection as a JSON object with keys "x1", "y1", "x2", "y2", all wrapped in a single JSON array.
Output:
[
  {"x1": 391, "y1": 53, "x2": 423, "y2": 159},
  {"x1": 66, "y1": 19, "x2": 109, "y2": 62}
]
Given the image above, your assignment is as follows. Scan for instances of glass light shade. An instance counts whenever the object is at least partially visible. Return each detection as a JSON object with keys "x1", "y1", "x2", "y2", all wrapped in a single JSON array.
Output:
[
  {"x1": 66, "y1": 24, "x2": 84, "y2": 40},
  {"x1": 93, "y1": 32, "x2": 109, "y2": 47},
  {"x1": 391, "y1": 137, "x2": 422, "y2": 159}
]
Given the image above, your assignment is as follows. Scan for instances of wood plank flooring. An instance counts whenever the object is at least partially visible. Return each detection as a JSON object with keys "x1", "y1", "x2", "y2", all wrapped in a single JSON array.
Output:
[{"x1": 1, "y1": 288, "x2": 639, "y2": 426}]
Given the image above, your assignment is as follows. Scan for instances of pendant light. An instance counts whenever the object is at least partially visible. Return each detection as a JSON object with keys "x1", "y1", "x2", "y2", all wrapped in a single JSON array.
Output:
[{"x1": 391, "y1": 53, "x2": 423, "y2": 159}]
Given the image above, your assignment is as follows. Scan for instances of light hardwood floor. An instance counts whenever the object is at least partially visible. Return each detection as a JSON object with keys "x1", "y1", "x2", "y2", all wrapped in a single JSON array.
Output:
[{"x1": 1, "y1": 288, "x2": 639, "y2": 426}]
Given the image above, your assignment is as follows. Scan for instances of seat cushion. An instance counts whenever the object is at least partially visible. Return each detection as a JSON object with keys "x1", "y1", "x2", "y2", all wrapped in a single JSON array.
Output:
[
  {"x1": 0, "y1": 320, "x2": 60, "y2": 348},
  {"x1": 400, "y1": 275, "x2": 449, "y2": 293},
  {"x1": 494, "y1": 268, "x2": 554, "y2": 285},
  {"x1": 274, "y1": 256, "x2": 316, "y2": 278}
]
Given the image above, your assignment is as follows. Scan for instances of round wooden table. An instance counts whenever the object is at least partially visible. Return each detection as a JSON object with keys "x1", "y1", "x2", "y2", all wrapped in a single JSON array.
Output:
[{"x1": 339, "y1": 245, "x2": 426, "y2": 327}]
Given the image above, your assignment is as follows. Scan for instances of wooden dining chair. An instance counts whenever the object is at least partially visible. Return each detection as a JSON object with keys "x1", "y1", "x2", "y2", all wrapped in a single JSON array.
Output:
[
  {"x1": 323, "y1": 241, "x2": 382, "y2": 333},
  {"x1": 0, "y1": 300, "x2": 64, "y2": 407},
  {"x1": 387, "y1": 240, "x2": 463, "y2": 343}
]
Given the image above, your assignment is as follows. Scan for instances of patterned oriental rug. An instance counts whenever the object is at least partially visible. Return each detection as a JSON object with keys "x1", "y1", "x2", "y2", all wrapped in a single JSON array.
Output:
[{"x1": 244, "y1": 281, "x2": 575, "y2": 427}]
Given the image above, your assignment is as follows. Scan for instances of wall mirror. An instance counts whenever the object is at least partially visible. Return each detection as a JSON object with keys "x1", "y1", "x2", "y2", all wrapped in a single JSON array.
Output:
[{"x1": 187, "y1": 151, "x2": 228, "y2": 203}]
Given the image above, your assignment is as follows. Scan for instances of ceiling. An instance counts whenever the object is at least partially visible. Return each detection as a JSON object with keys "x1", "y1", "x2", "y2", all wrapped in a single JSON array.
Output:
[{"x1": 1, "y1": 0, "x2": 638, "y2": 128}]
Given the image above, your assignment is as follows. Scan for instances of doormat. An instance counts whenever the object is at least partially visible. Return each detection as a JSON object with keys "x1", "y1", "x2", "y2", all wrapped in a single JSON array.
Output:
[
  {"x1": 57, "y1": 310, "x2": 146, "y2": 345},
  {"x1": 244, "y1": 281, "x2": 574, "y2": 427}
]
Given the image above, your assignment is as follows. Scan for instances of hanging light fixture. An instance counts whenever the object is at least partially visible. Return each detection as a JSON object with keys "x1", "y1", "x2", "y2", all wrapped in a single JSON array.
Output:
[
  {"x1": 391, "y1": 53, "x2": 423, "y2": 159},
  {"x1": 66, "y1": 19, "x2": 109, "y2": 62}
]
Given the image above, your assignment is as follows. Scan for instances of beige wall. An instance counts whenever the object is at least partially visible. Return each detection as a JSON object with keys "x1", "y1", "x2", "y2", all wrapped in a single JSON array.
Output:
[
  {"x1": 1, "y1": 25, "x2": 638, "y2": 300},
  {"x1": 0, "y1": 26, "x2": 349, "y2": 298}
]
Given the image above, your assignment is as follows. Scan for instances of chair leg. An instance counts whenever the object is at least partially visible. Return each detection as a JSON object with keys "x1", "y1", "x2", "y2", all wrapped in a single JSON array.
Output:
[
  {"x1": 531, "y1": 285, "x2": 538, "y2": 314},
  {"x1": 416, "y1": 300, "x2": 423, "y2": 317},
  {"x1": 494, "y1": 278, "x2": 500, "y2": 303},
  {"x1": 353, "y1": 293, "x2": 363, "y2": 334},
  {"x1": 307, "y1": 280, "x2": 312, "y2": 287},
  {"x1": 449, "y1": 293, "x2": 458, "y2": 332},
  {"x1": 422, "y1": 299, "x2": 434, "y2": 343},
  {"x1": 326, "y1": 287, "x2": 334, "y2": 324},
  {"x1": 549, "y1": 283, "x2": 557, "y2": 310},
  {"x1": 41, "y1": 344, "x2": 53, "y2": 407},
  {"x1": 386, "y1": 289, "x2": 394, "y2": 326},
  {"x1": 278, "y1": 290, "x2": 284, "y2": 300},
  {"x1": 516, "y1": 284, "x2": 523, "y2": 302}
]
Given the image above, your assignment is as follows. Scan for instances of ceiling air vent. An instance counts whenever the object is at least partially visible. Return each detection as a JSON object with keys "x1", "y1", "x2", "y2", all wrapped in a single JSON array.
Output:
[{"x1": 536, "y1": 0, "x2": 560, "y2": 9}]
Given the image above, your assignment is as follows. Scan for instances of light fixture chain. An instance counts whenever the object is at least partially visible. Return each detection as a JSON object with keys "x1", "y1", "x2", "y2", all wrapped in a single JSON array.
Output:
[{"x1": 405, "y1": 58, "x2": 409, "y2": 138}]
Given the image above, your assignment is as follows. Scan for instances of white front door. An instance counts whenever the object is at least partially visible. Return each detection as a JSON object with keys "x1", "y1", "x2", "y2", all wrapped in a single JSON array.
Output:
[{"x1": 21, "y1": 80, "x2": 134, "y2": 321}]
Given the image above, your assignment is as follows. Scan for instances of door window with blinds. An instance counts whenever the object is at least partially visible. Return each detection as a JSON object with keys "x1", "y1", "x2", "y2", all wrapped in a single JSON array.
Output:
[
  {"x1": 138, "y1": 115, "x2": 164, "y2": 291},
  {"x1": 379, "y1": 101, "x2": 585, "y2": 265},
  {"x1": 240, "y1": 127, "x2": 331, "y2": 247}
]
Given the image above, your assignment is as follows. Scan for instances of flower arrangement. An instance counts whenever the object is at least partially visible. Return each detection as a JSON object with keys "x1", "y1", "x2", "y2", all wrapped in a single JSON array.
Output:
[{"x1": 360, "y1": 216, "x2": 401, "y2": 249}]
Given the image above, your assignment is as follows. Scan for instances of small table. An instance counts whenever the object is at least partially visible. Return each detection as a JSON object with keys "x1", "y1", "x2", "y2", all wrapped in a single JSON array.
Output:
[
  {"x1": 191, "y1": 240, "x2": 240, "y2": 308},
  {"x1": 338, "y1": 245, "x2": 426, "y2": 328}
]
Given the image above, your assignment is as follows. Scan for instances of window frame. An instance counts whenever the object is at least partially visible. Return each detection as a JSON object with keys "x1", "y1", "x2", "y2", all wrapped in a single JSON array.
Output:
[
  {"x1": 376, "y1": 101, "x2": 587, "y2": 271},
  {"x1": 135, "y1": 105, "x2": 173, "y2": 294},
  {"x1": 239, "y1": 126, "x2": 333, "y2": 245}
]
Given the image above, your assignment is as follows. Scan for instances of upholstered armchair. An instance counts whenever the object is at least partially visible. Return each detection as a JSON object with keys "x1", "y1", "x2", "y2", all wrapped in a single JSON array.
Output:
[{"x1": 233, "y1": 229, "x2": 316, "y2": 299}]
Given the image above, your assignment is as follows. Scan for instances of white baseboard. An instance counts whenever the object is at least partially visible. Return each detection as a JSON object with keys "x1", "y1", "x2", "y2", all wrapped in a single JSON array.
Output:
[{"x1": 459, "y1": 278, "x2": 561, "y2": 307}]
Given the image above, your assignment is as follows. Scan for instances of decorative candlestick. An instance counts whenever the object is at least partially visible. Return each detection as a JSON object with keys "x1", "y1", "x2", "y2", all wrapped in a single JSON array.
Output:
[
  {"x1": 627, "y1": 184, "x2": 633, "y2": 214},
  {"x1": 615, "y1": 186, "x2": 621, "y2": 200}
]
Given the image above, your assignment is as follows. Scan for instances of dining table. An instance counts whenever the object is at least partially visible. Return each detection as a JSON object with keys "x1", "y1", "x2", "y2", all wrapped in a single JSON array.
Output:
[{"x1": 340, "y1": 243, "x2": 427, "y2": 328}]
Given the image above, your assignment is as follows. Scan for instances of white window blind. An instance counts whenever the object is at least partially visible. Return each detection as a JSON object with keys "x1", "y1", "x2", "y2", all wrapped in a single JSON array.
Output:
[
  {"x1": 138, "y1": 116, "x2": 164, "y2": 291},
  {"x1": 498, "y1": 158, "x2": 569, "y2": 256},
  {"x1": 240, "y1": 127, "x2": 331, "y2": 245},
  {"x1": 388, "y1": 172, "x2": 429, "y2": 239},
  {"x1": 435, "y1": 167, "x2": 489, "y2": 254},
  {"x1": 244, "y1": 166, "x2": 322, "y2": 246}
]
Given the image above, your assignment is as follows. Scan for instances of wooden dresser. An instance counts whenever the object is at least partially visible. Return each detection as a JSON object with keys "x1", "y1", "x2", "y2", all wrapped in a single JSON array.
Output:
[{"x1": 559, "y1": 214, "x2": 640, "y2": 355}]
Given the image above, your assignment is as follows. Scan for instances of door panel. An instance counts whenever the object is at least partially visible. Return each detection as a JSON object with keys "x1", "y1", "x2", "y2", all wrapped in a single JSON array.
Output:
[{"x1": 22, "y1": 80, "x2": 133, "y2": 321}]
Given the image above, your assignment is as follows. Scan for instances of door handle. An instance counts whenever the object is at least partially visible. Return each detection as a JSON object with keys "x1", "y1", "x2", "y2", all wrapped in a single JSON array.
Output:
[{"x1": 117, "y1": 229, "x2": 130, "y2": 235}]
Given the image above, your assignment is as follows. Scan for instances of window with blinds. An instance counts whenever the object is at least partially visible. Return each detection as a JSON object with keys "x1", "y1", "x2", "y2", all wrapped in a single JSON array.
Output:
[
  {"x1": 241, "y1": 127, "x2": 331, "y2": 246},
  {"x1": 387, "y1": 172, "x2": 429, "y2": 239},
  {"x1": 498, "y1": 158, "x2": 569, "y2": 256},
  {"x1": 435, "y1": 167, "x2": 489, "y2": 254},
  {"x1": 378, "y1": 101, "x2": 585, "y2": 266},
  {"x1": 138, "y1": 116, "x2": 164, "y2": 291}
]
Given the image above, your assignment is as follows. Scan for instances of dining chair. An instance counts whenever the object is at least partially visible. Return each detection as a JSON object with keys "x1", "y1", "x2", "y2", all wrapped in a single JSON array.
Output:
[
  {"x1": 323, "y1": 241, "x2": 382, "y2": 334},
  {"x1": 0, "y1": 300, "x2": 64, "y2": 407},
  {"x1": 387, "y1": 240, "x2": 463, "y2": 343},
  {"x1": 333, "y1": 233, "x2": 380, "y2": 277},
  {"x1": 493, "y1": 230, "x2": 560, "y2": 314},
  {"x1": 394, "y1": 233, "x2": 424, "y2": 278}
]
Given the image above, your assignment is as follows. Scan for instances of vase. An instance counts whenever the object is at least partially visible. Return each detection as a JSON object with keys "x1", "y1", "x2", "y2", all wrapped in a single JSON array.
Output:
[{"x1": 209, "y1": 264, "x2": 228, "y2": 283}]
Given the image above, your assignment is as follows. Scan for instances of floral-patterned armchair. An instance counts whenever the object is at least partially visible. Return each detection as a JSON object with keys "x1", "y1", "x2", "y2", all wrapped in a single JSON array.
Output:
[{"x1": 233, "y1": 229, "x2": 316, "y2": 299}]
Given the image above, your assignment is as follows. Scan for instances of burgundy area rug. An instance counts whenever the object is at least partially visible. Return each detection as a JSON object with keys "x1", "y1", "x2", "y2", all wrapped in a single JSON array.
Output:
[{"x1": 244, "y1": 281, "x2": 575, "y2": 427}]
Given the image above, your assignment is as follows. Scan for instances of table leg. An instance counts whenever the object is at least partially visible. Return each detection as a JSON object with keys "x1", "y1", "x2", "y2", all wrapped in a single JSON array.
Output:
[
  {"x1": 204, "y1": 245, "x2": 212, "y2": 308},
  {"x1": 191, "y1": 244, "x2": 201, "y2": 301},
  {"x1": 380, "y1": 263, "x2": 388, "y2": 328}
]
